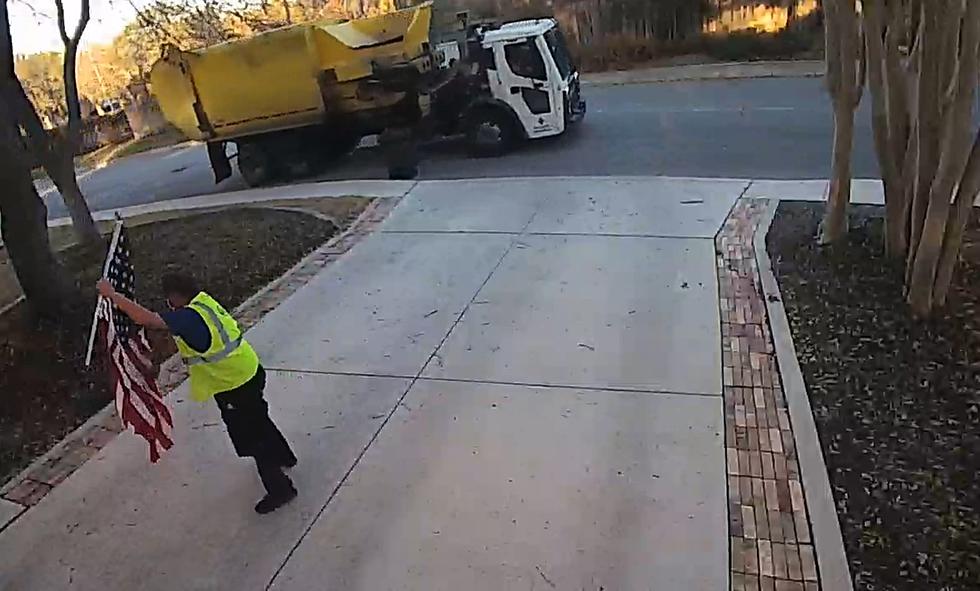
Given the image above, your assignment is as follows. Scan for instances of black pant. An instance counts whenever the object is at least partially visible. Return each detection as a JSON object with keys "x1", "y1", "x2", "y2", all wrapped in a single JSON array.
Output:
[{"x1": 214, "y1": 366, "x2": 296, "y2": 496}]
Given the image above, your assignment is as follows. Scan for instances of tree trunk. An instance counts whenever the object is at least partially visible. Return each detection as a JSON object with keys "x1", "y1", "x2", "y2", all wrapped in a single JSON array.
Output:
[
  {"x1": 0, "y1": 83, "x2": 98, "y2": 253},
  {"x1": 0, "y1": 114, "x2": 74, "y2": 315},
  {"x1": 46, "y1": 134, "x2": 101, "y2": 248},
  {"x1": 864, "y1": 0, "x2": 905, "y2": 256},
  {"x1": 820, "y1": 0, "x2": 860, "y2": 245},
  {"x1": 907, "y1": 0, "x2": 979, "y2": 315},
  {"x1": 46, "y1": 0, "x2": 101, "y2": 249},
  {"x1": 934, "y1": 131, "x2": 980, "y2": 307},
  {"x1": 0, "y1": 0, "x2": 80, "y2": 319},
  {"x1": 884, "y1": 0, "x2": 909, "y2": 181},
  {"x1": 822, "y1": 104, "x2": 855, "y2": 243},
  {"x1": 840, "y1": 0, "x2": 980, "y2": 316},
  {"x1": 906, "y1": 3, "x2": 943, "y2": 277},
  {"x1": 63, "y1": 44, "x2": 82, "y2": 124}
]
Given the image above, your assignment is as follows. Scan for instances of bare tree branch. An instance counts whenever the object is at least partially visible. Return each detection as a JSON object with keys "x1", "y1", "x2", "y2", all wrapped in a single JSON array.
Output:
[
  {"x1": 127, "y1": 0, "x2": 183, "y2": 47},
  {"x1": 73, "y1": 0, "x2": 90, "y2": 45},
  {"x1": 11, "y1": 0, "x2": 53, "y2": 22},
  {"x1": 855, "y1": 15, "x2": 868, "y2": 108},
  {"x1": 54, "y1": 0, "x2": 71, "y2": 46},
  {"x1": 935, "y1": 129, "x2": 980, "y2": 305}
]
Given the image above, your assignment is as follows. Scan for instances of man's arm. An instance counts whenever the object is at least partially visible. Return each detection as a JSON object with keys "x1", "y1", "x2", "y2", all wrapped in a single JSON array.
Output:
[{"x1": 96, "y1": 279, "x2": 168, "y2": 330}]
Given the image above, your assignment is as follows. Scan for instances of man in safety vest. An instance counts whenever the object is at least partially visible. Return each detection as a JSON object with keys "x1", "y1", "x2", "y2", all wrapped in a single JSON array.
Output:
[{"x1": 97, "y1": 273, "x2": 298, "y2": 514}]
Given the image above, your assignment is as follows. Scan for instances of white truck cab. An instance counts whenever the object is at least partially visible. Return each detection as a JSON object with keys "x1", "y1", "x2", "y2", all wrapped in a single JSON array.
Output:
[{"x1": 432, "y1": 17, "x2": 586, "y2": 156}]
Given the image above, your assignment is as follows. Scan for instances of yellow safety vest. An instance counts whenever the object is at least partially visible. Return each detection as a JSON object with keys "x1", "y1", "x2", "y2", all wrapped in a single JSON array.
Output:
[{"x1": 174, "y1": 292, "x2": 259, "y2": 402}]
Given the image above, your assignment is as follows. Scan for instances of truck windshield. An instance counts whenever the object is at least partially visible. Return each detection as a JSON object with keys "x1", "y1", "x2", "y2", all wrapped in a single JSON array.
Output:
[{"x1": 544, "y1": 28, "x2": 574, "y2": 79}]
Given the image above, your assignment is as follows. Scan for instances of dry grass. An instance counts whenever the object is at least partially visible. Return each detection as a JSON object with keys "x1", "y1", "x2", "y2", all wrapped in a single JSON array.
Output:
[
  {"x1": 570, "y1": 18, "x2": 824, "y2": 72},
  {"x1": 0, "y1": 196, "x2": 371, "y2": 312}
]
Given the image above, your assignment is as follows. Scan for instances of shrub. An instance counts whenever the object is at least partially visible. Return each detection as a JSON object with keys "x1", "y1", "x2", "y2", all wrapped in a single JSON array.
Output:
[
  {"x1": 567, "y1": 12, "x2": 824, "y2": 72},
  {"x1": 703, "y1": 28, "x2": 813, "y2": 62}
]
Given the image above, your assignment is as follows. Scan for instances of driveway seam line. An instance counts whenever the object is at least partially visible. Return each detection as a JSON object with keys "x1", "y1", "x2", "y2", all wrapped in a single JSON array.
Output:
[
  {"x1": 264, "y1": 193, "x2": 537, "y2": 591},
  {"x1": 263, "y1": 376, "x2": 419, "y2": 591},
  {"x1": 265, "y1": 367, "x2": 722, "y2": 399},
  {"x1": 381, "y1": 230, "x2": 719, "y2": 240}
]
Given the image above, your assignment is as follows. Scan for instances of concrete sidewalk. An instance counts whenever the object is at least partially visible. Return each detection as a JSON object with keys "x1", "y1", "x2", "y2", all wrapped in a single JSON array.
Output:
[
  {"x1": 1, "y1": 177, "x2": 767, "y2": 589},
  {"x1": 43, "y1": 176, "x2": 886, "y2": 230}
]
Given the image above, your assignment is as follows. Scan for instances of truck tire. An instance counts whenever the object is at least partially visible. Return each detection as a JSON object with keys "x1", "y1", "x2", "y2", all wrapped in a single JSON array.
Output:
[
  {"x1": 381, "y1": 128, "x2": 420, "y2": 180},
  {"x1": 465, "y1": 108, "x2": 519, "y2": 158},
  {"x1": 322, "y1": 129, "x2": 361, "y2": 162},
  {"x1": 237, "y1": 142, "x2": 275, "y2": 187}
]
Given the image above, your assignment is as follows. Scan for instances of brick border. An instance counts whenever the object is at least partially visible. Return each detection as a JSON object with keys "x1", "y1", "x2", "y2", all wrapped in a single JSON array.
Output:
[
  {"x1": 0, "y1": 196, "x2": 402, "y2": 529},
  {"x1": 717, "y1": 198, "x2": 820, "y2": 591}
]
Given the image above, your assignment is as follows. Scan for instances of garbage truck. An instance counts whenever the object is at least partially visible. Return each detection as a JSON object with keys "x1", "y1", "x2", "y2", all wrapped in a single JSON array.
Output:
[{"x1": 149, "y1": 3, "x2": 586, "y2": 185}]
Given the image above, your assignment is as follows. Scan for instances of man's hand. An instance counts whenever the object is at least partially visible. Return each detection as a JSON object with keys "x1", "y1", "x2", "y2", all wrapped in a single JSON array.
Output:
[
  {"x1": 94, "y1": 279, "x2": 168, "y2": 330},
  {"x1": 97, "y1": 278, "x2": 117, "y2": 299}
]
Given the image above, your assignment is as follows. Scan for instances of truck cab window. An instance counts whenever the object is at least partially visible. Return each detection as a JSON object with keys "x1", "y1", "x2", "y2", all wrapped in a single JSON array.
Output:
[
  {"x1": 504, "y1": 39, "x2": 547, "y2": 80},
  {"x1": 469, "y1": 41, "x2": 495, "y2": 71},
  {"x1": 544, "y1": 29, "x2": 573, "y2": 79}
]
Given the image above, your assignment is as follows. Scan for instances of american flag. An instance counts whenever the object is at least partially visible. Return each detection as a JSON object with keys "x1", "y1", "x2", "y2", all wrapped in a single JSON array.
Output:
[{"x1": 97, "y1": 223, "x2": 174, "y2": 463}]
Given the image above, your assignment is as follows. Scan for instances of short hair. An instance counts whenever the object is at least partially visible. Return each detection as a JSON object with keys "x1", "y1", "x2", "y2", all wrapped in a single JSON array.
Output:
[{"x1": 161, "y1": 273, "x2": 200, "y2": 299}]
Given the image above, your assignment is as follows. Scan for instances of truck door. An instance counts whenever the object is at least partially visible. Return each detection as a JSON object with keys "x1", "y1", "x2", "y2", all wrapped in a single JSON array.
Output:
[{"x1": 493, "y1": 37, "x2": 564, "y2": 138}]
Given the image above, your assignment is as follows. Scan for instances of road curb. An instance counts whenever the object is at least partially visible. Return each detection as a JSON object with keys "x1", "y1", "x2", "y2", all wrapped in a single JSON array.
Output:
[
  {"x1": 46, "y1": 179, "x2": 417, "y2": 228},
  {"x1": 753, "y1": 199, "x2": 854, "y2": 591},
  {"x1": 582, "y1": 60, "x2": 824, "y2": 86}
]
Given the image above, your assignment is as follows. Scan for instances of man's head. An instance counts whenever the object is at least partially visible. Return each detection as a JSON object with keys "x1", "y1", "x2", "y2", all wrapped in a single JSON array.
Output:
[{"x1": 161, "y1": 273, "x2": 200, "y2": 309}]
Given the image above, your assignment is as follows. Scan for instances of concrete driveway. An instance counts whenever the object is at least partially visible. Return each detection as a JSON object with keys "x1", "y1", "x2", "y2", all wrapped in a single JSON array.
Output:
[{"x1": 0, "y1": 177, "x2": 742, "y2": 590}]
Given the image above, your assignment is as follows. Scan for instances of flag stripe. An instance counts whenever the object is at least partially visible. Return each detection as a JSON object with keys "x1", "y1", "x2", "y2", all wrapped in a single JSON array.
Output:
[{"x1": 97, "y1": 225, "x2": 173, "y2": 463}]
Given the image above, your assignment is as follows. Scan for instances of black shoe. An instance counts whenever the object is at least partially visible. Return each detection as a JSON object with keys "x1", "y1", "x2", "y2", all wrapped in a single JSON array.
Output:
[{"x1": 254, "y1": 487, "x2": 297, "y2": 514}]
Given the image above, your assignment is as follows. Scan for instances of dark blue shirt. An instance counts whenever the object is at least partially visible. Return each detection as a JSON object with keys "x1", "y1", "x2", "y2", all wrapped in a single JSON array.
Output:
[{"x1": 162, "y1": 308, "x2": 212, "y2": 353}]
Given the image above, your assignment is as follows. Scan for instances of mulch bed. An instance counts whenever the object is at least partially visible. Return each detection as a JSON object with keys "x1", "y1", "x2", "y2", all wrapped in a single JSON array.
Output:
[
  {"x1": 0, "y1": 208, "x2": 338, "y2": 484},
  {"x1": 767, "y1": 201, "x2": 980, "y2": 590}
]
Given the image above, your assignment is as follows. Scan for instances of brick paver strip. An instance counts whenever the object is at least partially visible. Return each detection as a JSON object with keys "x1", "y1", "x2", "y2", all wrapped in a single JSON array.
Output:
[
  {"x1": 2, "y1": 479, "x2": 52, "y2": 507},
  {"x1": 0, "y1": 196, "x2": 400, "y2": 520},
  {"x1": 717, "y1": 199, "x2": 821, "y2": 590}
]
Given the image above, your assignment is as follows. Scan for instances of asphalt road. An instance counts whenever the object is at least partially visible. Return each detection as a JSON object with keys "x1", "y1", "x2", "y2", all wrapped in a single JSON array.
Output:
[{"x1": 43, "y1": 76, "x2": 879, "y2": 219}]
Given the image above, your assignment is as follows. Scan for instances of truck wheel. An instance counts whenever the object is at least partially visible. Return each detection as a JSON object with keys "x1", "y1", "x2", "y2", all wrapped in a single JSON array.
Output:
[
  {"x1": 237, "y1": 142, "x2": 275, "y2": 187},
  {"x1": 381, "y1": 128, "x2": 420, "y2": 180},
  {"x1": 325, "y1": 130, "x2": 361, "y2": 160},
  {"x1": 465, "y1": 109, "x2": 518, "y2": 157}
]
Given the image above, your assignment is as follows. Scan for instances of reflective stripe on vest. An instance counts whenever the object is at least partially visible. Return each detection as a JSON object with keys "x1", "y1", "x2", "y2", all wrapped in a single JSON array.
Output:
[
  {"x1": 177, "y1": 292, "x2": 259, "y2": 402},
  {"x1": 182, "y1": 301, "x2": 243, "y2": 366}
]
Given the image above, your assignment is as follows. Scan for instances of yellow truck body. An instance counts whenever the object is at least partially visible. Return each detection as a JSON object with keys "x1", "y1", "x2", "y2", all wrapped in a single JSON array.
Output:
[{"x1": 149, "y1": 3, "x2": 433, "y2": 142}]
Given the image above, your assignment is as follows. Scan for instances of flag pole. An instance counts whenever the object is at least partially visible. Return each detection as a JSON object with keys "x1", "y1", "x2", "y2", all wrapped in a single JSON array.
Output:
[{"x1": 85, "y1": 217, "x2": 125, "y2": 368}]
